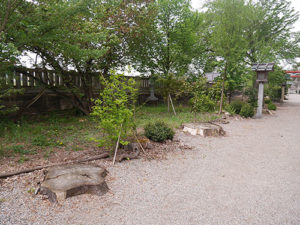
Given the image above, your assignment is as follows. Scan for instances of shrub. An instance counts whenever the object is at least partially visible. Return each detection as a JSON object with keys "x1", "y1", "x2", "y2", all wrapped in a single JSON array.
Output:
[
  {"x1": 245, "y1": 87, "x2": 257, "y2": 107},
  {"x1": 190, "y1": 95, "x2": 216, "y2": 113},
  {"x1": 265, "y1": 86, "x2": 281, "y2": 101},
  {"x1": 267, "y1": 103, "x2": 277, "y2": 110},
  {"x1": 92, "y1": 72, "x2": 137, "y2": 149},
  {"x1": 224, "y1": 104, "x2": 236, "y2": 115},
  {"x1": 230, "y1": 101, "x2": 245, "y2": 114},
  {"x1": 144, "y1": 121, "x2": 174, "y2": 142},
  {"x1": 240, "y1": 103, "x2": 254, "y2": 118},
  {"x1": 264, "y1": 99, "x2": 271, "y2": 104}
]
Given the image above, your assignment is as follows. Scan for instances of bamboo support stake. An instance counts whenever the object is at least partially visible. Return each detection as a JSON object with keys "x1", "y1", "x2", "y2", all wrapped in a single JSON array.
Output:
[
  {"x1": 134, "y1": 133, "x2": 146, "y2": 154},
  {"x1": 169, "y1": 94, "x2": 176, "y2": 116},
  {"x1": 167, "y1": 94, "x2": 170, "y2": 113},
  {"x1": 113, "y1": 123, "x2": 123, "y2": 165}
]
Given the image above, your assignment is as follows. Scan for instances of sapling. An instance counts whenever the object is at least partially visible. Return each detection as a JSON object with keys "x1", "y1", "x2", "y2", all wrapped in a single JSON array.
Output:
[{"x1": 92, "y1": 72, "x2": 137, "y2": 153}]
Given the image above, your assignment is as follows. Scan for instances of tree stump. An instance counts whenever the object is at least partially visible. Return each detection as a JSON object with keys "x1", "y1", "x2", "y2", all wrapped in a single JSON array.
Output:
[
  {"x1": 183, "y1": 123, "x2": 225, "y2": 137},
  {"x1": 39, "y1": 164, "x2": 108, "y2": 203}
]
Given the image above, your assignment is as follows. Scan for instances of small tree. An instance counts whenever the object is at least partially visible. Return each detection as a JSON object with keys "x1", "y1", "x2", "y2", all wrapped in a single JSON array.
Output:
[{"x1": 92, "y1": 72, "x2": 137, "y2": 150}]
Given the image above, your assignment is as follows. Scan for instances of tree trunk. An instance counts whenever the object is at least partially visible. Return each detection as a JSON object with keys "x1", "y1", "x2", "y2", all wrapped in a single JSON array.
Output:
[{"x1": 219, "y1": 63, "x2": 227, "y2": 115}]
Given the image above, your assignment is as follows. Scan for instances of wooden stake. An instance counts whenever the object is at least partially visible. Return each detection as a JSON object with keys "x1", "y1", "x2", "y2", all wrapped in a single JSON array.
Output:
[
  {"x1": 167, "y1": 94, "x2": 170, "y2": 113},
  {"x1": 113, "y1": 123, "x2": 123, "y2": 165},
  {"x1": 134, "y1": 133, "x2": 146, "y2": 154},
  {"x1": 169, "y1": 94, "x2": 176, "y2": 116}
]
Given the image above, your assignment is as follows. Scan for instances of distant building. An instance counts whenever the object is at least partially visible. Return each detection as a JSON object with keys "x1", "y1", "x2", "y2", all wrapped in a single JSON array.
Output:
[{"x1": 204, "y1": 72, "x2": 220, "y2": 83}]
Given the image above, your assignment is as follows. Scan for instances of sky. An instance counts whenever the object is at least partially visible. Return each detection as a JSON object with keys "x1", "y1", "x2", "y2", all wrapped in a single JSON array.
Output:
[{"x1": 191, "y1": 0, "x2": 300, "y2": 32}]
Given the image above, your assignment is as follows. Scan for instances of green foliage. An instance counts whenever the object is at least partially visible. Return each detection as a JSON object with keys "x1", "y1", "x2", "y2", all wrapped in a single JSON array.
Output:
[
  {"x1": 0, "y1": 34, "x2": 21, "y2": 115},
  {"x1": 264, "y1": 99, "x2": 271, "y2": 104},
  {"x1": 206, "y1": 0, "x2": 249, "y2": 113},
  {"x1": 1, "y1": 0, "x2": 298, "y2": 116},
  {"x1": 132, "y1": 0, "x2": 202, "y2": 78},
  {"x1": 31, "y1": 135, "x2": 52, "y2": 147},
  {"x1": 144, "y1": 121, "x2": 174, "y2": 142},
  {"x1": 245, "y1": 0, "x2": 299, "y2": 64},
  {"x1": 245, "y1": 87, "x2": 257, "y2": 107},
  {"x1": 230, "y1": 100, "x2": 245, "y2": 114},
  {"x1": 265, "y1": 86, "x2": 282, "y2": 101},
  {"x1": 92, "y1": 72, "x2": 137, "y2": 149},
  {"x1": 1, "y1": 0, "x2": 154, "y2": 114},
  {"x1": 224, "y1": 104, "x2": 236, "y2": 115},
  {"x1": 190, "y1": 95, "x2": 216, "y2": 113},
  {"x1": 208, "y1": 79, "x2": 226, "y2": 102},
  {"x1": 267, "y1": 102, "x2": 277, "y2": 111},
  {"x1": 184, "y1": 77, "x2": 219, "y2": 113},
  {"x1": 18, "y1": 155, "x2": 29, "y2": 163},
  {"x1": 239, "y1": 103, "x2": 254, "y2": 118},
  {"x1": 0, "y1": 144, "x2": 5, "y2": 158},
  {"x1": 156, "y1": 74, "x2": 186, "y2": 99}
]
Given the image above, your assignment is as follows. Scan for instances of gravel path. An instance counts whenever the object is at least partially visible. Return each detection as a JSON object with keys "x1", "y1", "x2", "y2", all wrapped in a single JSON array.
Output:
[{"x1": 1, "y1": 94, "x2": 300, "y2": 225}]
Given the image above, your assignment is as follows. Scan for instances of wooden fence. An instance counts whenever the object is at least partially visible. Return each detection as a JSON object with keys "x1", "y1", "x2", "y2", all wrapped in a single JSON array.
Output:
[
  {"x1": 2, "y1": 68, "x2": 155, "y2": 114},
  {"x1": 5, "y1": 68, "x2": 151, "y2": 91}
]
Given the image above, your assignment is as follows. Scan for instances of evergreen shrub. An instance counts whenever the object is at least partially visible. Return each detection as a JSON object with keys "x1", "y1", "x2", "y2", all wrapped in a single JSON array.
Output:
[
  {"x1": 239, "y1": 103, "x2": 254, "y2": 118},
  {"x1": 144, "y1": 121, "x2": 174, "y2": 142},
  {"x1": 230, "y1": 100, "x2": 245, "y2": 114},
  {"x1": 267, "y1": 103, "x2": 277, "y2": 110}
]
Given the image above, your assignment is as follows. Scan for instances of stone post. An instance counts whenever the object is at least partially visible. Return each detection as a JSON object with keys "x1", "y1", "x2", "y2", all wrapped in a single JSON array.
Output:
[
  {"x1": 147, "y1": 79, "x2": 158, "y2": 101},
  {"x1": 280, "y1": 85, "x2": 285, "y2": 103},
  {"x1": 256, "y1": 82, "x2": 264, "y2": 118}
]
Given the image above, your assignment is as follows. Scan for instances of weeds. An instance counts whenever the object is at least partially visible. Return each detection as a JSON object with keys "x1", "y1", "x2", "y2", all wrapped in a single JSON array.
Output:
[
  {"x1": 18, "y1": 155, "x2": 29, "y2": 163},
  {"x1": 1, "y1": 105, "x2": 219, "y2": 161}
]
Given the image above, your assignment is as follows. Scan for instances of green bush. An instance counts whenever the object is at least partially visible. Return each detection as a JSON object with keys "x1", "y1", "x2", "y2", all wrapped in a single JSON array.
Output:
[
  {"x1": 245, "y1": 87, "x2": 257, "y2": 107},
  {"x1": 144, "y1": 121, "x2": 174, "y2": 142},
  {"x1": 264, "y1": 99, "x2": 271, "y2": 104},
  {"x1": 224, "y1": 104, "x2": 236, "y2": 115},
  {"x1": 267, "y1": 103, "x2": 277, "y2": 110},
  {"x1": 239, "y1": 103, "x2": 254, "y2": 118},
  {"x1": 190, "y1": 95, "x2": 216, "y2": 113},
  {"x1": 230, "y1": 101, "x2": 245, "y2": 114},
  {"x1": 265, "y1": 86, "x2": 281, "y2": 101}
]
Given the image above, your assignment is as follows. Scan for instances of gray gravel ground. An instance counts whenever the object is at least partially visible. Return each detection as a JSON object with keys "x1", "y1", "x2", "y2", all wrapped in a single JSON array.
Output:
[{"x1": 1, "y1": 94, "x2": 300, "y2": 225}]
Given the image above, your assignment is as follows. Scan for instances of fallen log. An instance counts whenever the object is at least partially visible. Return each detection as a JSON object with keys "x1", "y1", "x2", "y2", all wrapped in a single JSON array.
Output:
[{"x1": 0, "y1": 152, "x2": 110, "y2": 179}]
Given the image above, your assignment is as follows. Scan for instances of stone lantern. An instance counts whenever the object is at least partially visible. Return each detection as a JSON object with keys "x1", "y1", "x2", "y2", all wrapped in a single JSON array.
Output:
[{"x1": 251, "y1": 63, "x2": 275, "y2": 118}]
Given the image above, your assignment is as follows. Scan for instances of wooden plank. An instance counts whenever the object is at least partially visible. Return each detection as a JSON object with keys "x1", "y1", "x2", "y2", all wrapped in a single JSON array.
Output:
[
  {"x1": 29, "y1": 71, "x2": 34, "y2": 87},
  {"x1": 53, "y1": 73, "x2": 58, "y2": 87},
  {"x1": 37, "y1": 70, "x2": 43, "y2": 86},
  {"x1": 59, "y1": 74, "x2": 63, "y2": 86},
  {"x1": 48, "y1": 71, "x2": 54, "y2": 86},
  {"x1": 15, "y1": 72, "x2": 21, "y2": 88},
  {"x1": 49, "y1": 72, "x2": 53, "y2": 86}
]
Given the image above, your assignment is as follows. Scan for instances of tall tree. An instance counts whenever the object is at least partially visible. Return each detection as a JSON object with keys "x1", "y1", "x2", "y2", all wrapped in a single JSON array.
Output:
[
  {"x1": 132, "y1": 0, "x2": 202, "y2": 77},
  {"x1": 4, "y1": 0, "x2": 154, "y2": 114},
  {"x1": 0, "y1": 0, "x2": 31, "y2": 114},
  {"x1": 206, "y1": 0, "x2": 249, "y2": 113},
  {"x1": 245, "y1": 0, "x2": 299, "y2": 64}
]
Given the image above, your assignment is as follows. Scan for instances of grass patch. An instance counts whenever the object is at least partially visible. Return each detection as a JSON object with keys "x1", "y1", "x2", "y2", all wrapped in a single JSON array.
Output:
[
  {"x1": 0, "y1": 105, "x2": 219, "y2": 160},
  {"x1": 135, "y1": 104, "x2": 219, "y2": 129}
]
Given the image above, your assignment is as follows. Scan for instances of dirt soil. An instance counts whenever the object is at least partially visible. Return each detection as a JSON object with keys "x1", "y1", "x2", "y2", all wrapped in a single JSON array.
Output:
[{"x1": 1, "y1": 94, "x2": 300, "y2": 225}]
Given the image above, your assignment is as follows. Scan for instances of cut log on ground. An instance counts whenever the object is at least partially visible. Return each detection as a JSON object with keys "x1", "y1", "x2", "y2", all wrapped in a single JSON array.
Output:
[
  {"x1": 38, "y1": 164, "x2": 109, "y2": 203},
  {"x1": 183, "y1": 123, "x2": 225, "y2": 137},
  {"x1": 118, "y1": 142, "x2": 141, "y2": 162}
]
